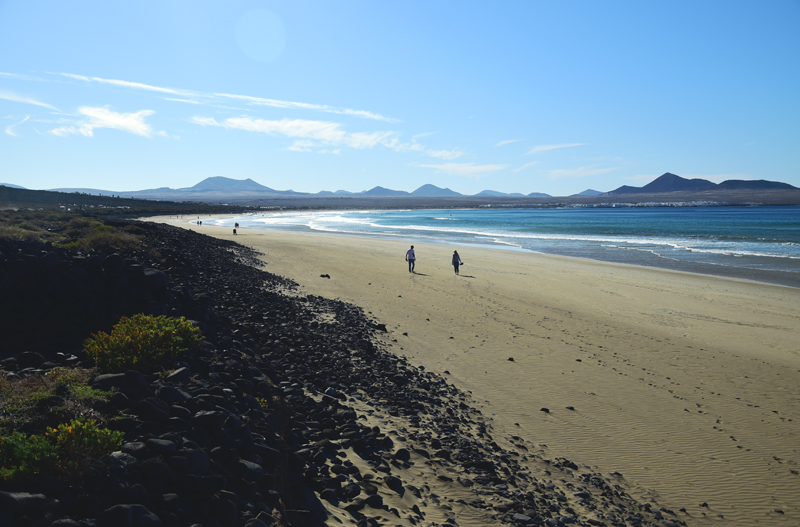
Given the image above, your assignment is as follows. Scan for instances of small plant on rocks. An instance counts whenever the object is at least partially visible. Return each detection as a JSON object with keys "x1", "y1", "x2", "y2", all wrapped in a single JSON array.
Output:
[
  {"x1": 46, "y1": 418, "x2": 123, "y2": 474},
  {"x1": 0, "y1": 368, "x2": 111, "y2": 434},
  {"x1": 84, "y1": 314, "x2": 203, "y2": 373},
  {"x1": 0, "y1": 432, "x2": 59, "y2": 482}
]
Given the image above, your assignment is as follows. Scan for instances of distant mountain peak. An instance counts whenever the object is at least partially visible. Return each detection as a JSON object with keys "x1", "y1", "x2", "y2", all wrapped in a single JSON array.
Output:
[
  {"x1": 360, "y1": 186, "x2": 410, "y2": 197},
  {"x1": 641, "y1": 173, "x2": 716, "y2": 193},
  {"x1": 609, "y1": 172, "x2": 714, "y2": 195},
  {"x1": 188, "y1": 176, "x2": 274, "y2": 192},
  {"x1": 411, "y1": 184, "x2": 462, "y2": 197}
]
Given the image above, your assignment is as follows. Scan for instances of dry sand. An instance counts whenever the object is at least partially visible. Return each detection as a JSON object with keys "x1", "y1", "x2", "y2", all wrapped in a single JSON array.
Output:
[{"x1": 155, "y1": 217, "x2": 800, "y2": 526}]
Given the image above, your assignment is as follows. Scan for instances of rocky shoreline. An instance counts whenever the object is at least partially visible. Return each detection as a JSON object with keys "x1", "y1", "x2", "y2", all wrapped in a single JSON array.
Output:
[{"x1": 0, "y1": 220, "x2": 684, "y2": 527}]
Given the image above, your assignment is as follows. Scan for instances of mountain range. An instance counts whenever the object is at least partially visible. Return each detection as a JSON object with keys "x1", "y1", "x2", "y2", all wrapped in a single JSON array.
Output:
[
  {"x1": 6, "y1": 173, "x2": 796, "y2": 202},
  {"x1": 607, "y1": 173, "x2": 797, "y2": 195},
  {"x1": 43, "y1": 176, "x2": 556, "y2": 199}
]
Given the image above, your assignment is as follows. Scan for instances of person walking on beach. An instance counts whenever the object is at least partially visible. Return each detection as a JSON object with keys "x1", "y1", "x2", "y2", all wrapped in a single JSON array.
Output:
[
  {"x1": 452, "y1": 250, "x2": 462, "y2": 275},
  {"x1": 406, "y1": 245, "x2": 416, "y2": 273}
]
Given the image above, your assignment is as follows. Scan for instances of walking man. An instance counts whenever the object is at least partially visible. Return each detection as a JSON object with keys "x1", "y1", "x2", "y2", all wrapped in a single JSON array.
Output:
[{"x1": 405, "y1": 245, "x2": 416, "y2": 273}]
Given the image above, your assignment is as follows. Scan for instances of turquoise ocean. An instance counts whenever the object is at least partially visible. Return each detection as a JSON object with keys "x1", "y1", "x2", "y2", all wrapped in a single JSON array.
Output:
[{"x1": 202, "y1": 206, "x2": 800, "y2": 289}]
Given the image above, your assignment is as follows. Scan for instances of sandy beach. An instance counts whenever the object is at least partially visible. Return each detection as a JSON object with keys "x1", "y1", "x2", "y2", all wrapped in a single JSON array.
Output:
[{"x1": 155, "y1": 217, "x2": 800, "y2": 526}]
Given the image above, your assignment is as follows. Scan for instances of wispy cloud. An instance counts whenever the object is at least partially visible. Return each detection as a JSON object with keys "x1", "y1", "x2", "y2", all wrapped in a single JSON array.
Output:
[
  {"x1": 51, "y1": 106, "x2": 165, "y2": 138},
  {"x1": 193, "y1": 115, "x2": 463, "y2": 159},
  {"x1": 381, "y1": 137, "x2": 463, "y2": 159},
  {"x1": 6, "y1": 116, "x2": 29, "y2": 136},
  {"x1": 192, "y1": 116, "x2": 394, "y2": 149},
  {"x1": 496, "y1": 139, "x2": 520, "y2": 147},
  {"x1": 418, "y1": 162, "x2": 508, "y2": 178},
  {"x1": 53, "y1": 71, "x2": 400, "y2": 123},
  {"x1": 215, "y1": 93, "x2": 399, "y2": 123},
  {"x1": 549, "y1": 165, "x2": 619, "y2": 179},
  {"x1": 0, "y1": 72, "x2": 41, "y2": 81},
  {"x1": 287, "y1": 140, "x2": 341, "y2": 155},
  {"x1": 163, "y1": 98, "x2": 201, "y2": 105},
  {"x1": 285, "y1": 140, "x2": 317, "y2": 152},
  {"x1": 527, "y1": 143, "x2": 584, "y2": 155},
  {"x1": 12, "y1": 71, "x2": 460, "y2": 155},
  {"x1": 56, "y1": 73, "x2": 193, "y2": 97},
  {"x1": 513, "y1": 161, "x2": 539, "y2": 172},
  {"x1": 426, "y1": 149, "x2": 464, "y2": 160},
  {"x1": 0, "y1": 91, "x2": 58, "y2": 111}
]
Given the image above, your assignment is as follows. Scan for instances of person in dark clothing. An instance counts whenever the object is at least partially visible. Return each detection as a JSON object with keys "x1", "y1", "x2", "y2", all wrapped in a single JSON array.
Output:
[{"x1": 452, "y1": 250, "x2": 462, "y2": 275}]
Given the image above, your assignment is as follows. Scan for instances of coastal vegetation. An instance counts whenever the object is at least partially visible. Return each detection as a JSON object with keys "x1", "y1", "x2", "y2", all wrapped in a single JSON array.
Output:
[
  {"x1": 0, "y1": 209, "x2": 141, "y2": 250},
  {"x1": 0, "y1": 366, "x2": 117, "y2": 483},
  {"x1": 1, "y1": 311, "x2": 199, "y2": 484},
  {"x1": 84, "y1": 314, "x2": 203, "y2": 373},
  {"x1": 0, "y1": 213, "x2": 201, "y2": 485}
]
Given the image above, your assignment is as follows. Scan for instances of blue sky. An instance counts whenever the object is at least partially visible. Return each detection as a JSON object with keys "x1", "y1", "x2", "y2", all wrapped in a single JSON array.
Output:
[{"x1": 1, "y1": 1, "x2": 798, "y2": 196}]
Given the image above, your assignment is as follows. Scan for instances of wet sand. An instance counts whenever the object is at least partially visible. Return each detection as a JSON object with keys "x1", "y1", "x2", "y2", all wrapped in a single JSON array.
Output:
[{"x1": 155, "y1": 217, "x2": 800, "y2": 526}]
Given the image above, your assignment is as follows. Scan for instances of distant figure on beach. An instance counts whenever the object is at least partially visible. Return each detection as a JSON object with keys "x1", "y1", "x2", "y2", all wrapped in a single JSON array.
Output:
[
  {"x1": 235, "y1": 222, "x2": 239, "y2": 229},
  {"x1": 406, "y1": 245, "x2": 416, "y2": 273},
  {"x1": 233, "y1": 228, "x2": 237, "y2": 235},
  {"x1": 452, "y1": 250, "x2": 462, "y2": 275}
]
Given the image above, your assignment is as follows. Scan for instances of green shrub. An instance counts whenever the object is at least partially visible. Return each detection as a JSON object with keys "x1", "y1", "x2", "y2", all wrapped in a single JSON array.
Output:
[
  {"x1": 0, "y1": 225, "x2": 44, "y2": 243},
  {"x1": 84, "y1": 314, "x2": 203, "y2": 372},
  {"x1": 80, "y1": 226, "x2": 140, "y2": 251},
  {"x1": 46, "y1": 418, "x2": 123, "y2": 463},
  {"x1": 0, "y1": 432, "x2": 58, "y2": 481},
  {"x1": 59, "y1": 219, "x2": 140, "y2": 251}
]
